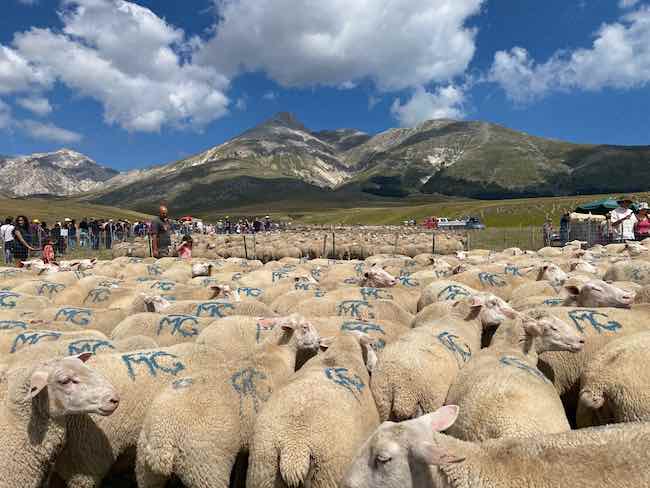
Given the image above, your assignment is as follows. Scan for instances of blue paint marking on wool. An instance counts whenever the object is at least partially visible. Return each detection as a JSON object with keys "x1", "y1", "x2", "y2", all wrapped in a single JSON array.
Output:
[
  {"x1": 158, "y1": 315, "x2": 200, "y2": 337},
  {"x1": 500, "y1": 356, "x2": 550, "y2": 383},
  {"x1": 437, "y1": 331, "x2": 471, "y2": 363},
  {"x1": 121, "y1": 351, "x2": 186, "y2": 380},
  {"x1": 195, "y1": 301, "x2": 235, "y2": 318},
  {"x1": 68, "y1": 339, "x2": 115, "y2": 355},
  {"x1": 11, "y1": 331, "x2": 62, "y2": 353},
  {"x1": 55, "y1": 308, "x2": 93, "y2": 326},
  {"x1": 337, "y1": 300, "x2": 375, "y2": 319},
  {"x1": 568, "y1": 310, "x2": 622, "y2": 334},
  {"x1": 0, "y1": 291, "x2": 19, "y2": 308}
]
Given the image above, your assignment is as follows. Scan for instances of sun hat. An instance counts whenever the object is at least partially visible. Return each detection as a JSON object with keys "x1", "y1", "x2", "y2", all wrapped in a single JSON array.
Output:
[
  {"x1": 32, "y1": 219, "x2": 40, "y2": 224},
  {"x1": 64, "y1": 217, "x2": 72, "y2": 222},
  {"x1": 617, "y1": 195, "x2": 634, "y2": 204},
  {"x1": 638, "y1": 202, "x2": 649, "y2": 211}
]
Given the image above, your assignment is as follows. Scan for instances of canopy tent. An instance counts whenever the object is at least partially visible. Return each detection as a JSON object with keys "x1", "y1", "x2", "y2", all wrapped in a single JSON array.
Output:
[{"x1": 575, "y1": 198, "x2": 639, "y2": 216}]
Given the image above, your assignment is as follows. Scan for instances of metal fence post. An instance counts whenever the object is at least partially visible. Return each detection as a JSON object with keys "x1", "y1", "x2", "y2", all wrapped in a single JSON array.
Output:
[
  {"x1": 432, "y1": 232, "x2": 436, "y2": 255},
  {"x1": 243, "y1": 235, "x2": 248, "y2": 260}
]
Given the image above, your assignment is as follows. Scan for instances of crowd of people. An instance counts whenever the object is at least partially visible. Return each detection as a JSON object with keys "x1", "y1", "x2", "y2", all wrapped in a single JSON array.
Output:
[{"x1": 0, "y1": 207, "x2": 283, "y2": 265}]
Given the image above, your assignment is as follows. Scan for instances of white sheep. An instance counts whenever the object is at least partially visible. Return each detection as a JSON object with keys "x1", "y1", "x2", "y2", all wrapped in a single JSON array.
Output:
[
  {"x1": 246, "y1": 332, "x2": 379, "y2": 488},
  {"x1": 577, "y1": 330, "x2": 650, "y2": 427},
  {"x1": 372, "y1": 294, "x2": 517, "y2": 421},
  {"x1": 342, "y1": 405, "x2": 650, "y2": 488},
  {"x1": 445, "y1": 312, "x2": 584, "y2": 441},
  {"x1": 1, "y1": 354, "x2": 119, "y2": 488},
  {"x1": 135, "y1": 315, "x2": 321, "y2": 487}
]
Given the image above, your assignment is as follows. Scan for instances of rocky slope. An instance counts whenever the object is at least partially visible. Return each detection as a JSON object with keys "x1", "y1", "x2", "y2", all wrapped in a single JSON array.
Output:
[
  {"x1": 11, "y1": 113, "x2": 649, "y2": 212},
  {"x1": 0, "y1": 149, "x2": 118, "y2": 196}
]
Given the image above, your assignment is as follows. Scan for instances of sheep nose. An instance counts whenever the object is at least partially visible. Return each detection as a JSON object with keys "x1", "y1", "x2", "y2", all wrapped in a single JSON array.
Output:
[{"x1": 578, "y1": 338, "x2": 585, "y2": 345}]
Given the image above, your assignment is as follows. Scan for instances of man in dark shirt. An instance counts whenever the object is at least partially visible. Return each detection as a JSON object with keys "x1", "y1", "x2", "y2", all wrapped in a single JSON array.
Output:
[{"x1": 151, "y1": 205, "x2": 172, "y2": 258}]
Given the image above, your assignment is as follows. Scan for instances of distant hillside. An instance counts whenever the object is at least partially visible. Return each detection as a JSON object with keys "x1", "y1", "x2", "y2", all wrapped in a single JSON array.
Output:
[
  {"x1": 72, "y1": 113, "x2": 650, "y2": 212},
  {"x1": 0, "y1": 149, "x2": 118, "y2": 197}
]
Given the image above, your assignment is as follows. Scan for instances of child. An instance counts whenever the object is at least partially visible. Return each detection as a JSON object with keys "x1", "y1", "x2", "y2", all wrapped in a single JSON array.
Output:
[
  {"x1": 42, "y1": 238, "x2": 56, "y2": 264},
  {"x1": 176, "y1": 235, "x2": 192, "y2": 259}
]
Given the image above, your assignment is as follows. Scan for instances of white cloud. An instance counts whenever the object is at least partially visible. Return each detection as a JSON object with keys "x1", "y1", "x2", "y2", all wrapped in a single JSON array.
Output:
[
  {"x1": 20, "y1": 120, "x2": 83, "y2": 143},
  {"x1": 262, "y1": 91, "x2": 277, "y2": 101},
  {"x1": 17, "y1": 0, "x2": 39, "y2": 5},
  {"x1": 368, "y1": 95, "x2": 381, "y2": 110},
  {"x1": 235, "y1": 97, "x2": 247, "y2": 110},
  {"x1": 198, "y1": 0, "x2": 483, "y2": 91},
  {"x1": 620, "y1": 0, "x2": 640, "y2": 8},
  {"x1": 0, "y1": 45, "x2": 51, "y2": 94},
  {"x1": 11, "y1": 0, "x2": 230, "y2": 132},
  {"x1": 391, "y1": 85, "x2": 465, "y2": 126},
  {"x1": 17, "y1": 96, "x2": 52, "y2": 116},
  {"x1": 0, "y1": 100, "x2": 12, "y2": 129},
  {"x1": 490, "y1": 7, "x2": 650, "y2": 102}
]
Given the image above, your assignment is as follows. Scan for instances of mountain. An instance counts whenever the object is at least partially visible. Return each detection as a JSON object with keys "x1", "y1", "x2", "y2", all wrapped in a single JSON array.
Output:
[
  {"x1": 0, "y1": 149, "x2": 118, "y2": 197},
  {"x1": 81, "y1": 113, "x2": 650, "y2": 213}
]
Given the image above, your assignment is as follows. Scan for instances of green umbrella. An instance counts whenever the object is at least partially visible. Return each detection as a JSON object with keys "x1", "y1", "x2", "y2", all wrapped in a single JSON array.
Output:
[{"x1": 575, "y1": 198, "x2": 639, "y2": 215}]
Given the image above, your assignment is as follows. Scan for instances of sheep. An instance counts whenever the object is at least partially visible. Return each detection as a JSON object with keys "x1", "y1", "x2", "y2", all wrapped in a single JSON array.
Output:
[
  {"x1": 577, "y1": 331, "x2": 650, "y2": 427},
  {"x1": 322, "y1": 286, "x2": 420, "y2": 314},
  {"x1": 563, "y1": 280, "x2": 635, "y2": 308},
  {"x1": 52, "y1": 342, "x2": 198, "y2": 488},
  {"x1": 451, "y1": 269, "x2": 526, "y2": 301},
  {"x1": 246, "y1": 332, "x2": 379, "y2": 488},
  {"x1": 417, "y1": 280, "x2": 479, "y2": 312},
  {"x1": 81, "y1": 287, "x2": 152, "y2": 314},
  {"x1": 135, "y1": 315, "x2": 321, "y2": 488},
  {"x1": 144, "y1": 296, "x2": 274, "y2": 319},
  {"x1": 537, "y1": 305, "x2": 650, "y2": 423},
  {"x1": 0, "y1": 329, "x2": 108, "y2": 357},
  {"x1": 445, "y1": 312, "x2": 584, "y2": 442},
  {"x1": 9, "y1": 279, "x2": 71, "y2": 301},
  {"x1": 371, "y1": 294, "x2": 517, "y2": 421},
  {"x1": 1, "y1": 354, "x2": 119, "y2": 488},
  {"x1": 0, "y1": 290, "x2": 51, "y2": 312},
  {"x1": 25, "y1": 306, "x2": 128, "y2": 337},
  {"x1": 288, "y1": 297, "x2": 414, "y2": 328},
  {"x1": 110, "y1": 313, "x2": 215, "y2": 347},
  {"x1": 341, "y1": 405, "x2": 650, "y2": 488},
  {"x1": 603, "y1": 260, "x2": 650, "y2": 284}
]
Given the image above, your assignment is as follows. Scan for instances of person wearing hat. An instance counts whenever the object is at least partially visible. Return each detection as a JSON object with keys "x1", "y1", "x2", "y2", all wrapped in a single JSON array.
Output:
[
  {"x1": 635, "y1": 202, "x2": 650, "y2": 240},
  {"x1": 610, "y1": 195, "x2": 637, "y2": 242}
]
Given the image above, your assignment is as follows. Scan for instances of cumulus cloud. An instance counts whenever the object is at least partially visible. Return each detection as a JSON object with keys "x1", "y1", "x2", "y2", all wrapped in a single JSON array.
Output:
[
  {"x1": 391, "y1": 85, "x2": 465, "y2": 126},
  {"x1": 11, "y1": 0, "x2": 229, "y2": 132},
  {"x1": 17, "y1": 0, "x2": 39, "y2": 5},
  {"x1": 0, "y1": 45, "x2": 51, "y2": 94},
  {"x1": 620, "y1": 0, "x2": 640, "y2": 8},
  {"x1": 17, "y1": 96, "x2": 52, "y2": 116},
  {"x1": 198, "y1": 0, "x2": 483, "y2": 91},
  {"x1": 0, "y1": 100, "x2": 11, "y2": 129},
  {"x1": 20, "y1": 120, "x2": 83, "y2": 143},
  {"x1": 490, "y1": 7, "x2": 650, "y2": 102}
]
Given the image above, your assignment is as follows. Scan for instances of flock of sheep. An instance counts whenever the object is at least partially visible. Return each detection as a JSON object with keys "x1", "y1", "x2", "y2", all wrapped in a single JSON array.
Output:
[{"x1": 1, "y1": 231, "x2": 650, "y2": 488}]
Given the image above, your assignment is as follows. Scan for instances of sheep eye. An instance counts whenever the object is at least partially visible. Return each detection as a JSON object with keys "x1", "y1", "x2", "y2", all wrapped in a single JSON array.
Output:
[
  {"x1": 59, "y1": 378, "x2": 72, "y2": 385},
  {"x1": 376, "y1": 454, "x2": 392, "y2": 464}
]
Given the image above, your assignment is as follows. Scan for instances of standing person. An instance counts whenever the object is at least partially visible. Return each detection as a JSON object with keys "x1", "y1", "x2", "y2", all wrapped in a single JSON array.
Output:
[
  {"x1": 68, "y1": 219, "x2": 77, "y2": 250},
  {"x1": 1, "y1": 217, "x2": 14, "y2": 264},
  {"x1": 105, "y1": 220, "x2": 114, "y2": 249},
  {"x1": 90, "y1": 218, "x2": 100, "y2": 249},
  {"x1": 542, "y1": 219, "x2": 553, "y2": 246},
  {"x1": 150, "y1": 205, "x2": 172, "y2": 258},
  {"x1": 12, "y1": 215, "x2": 38, "y2": 265},
  {"x1": 79, "y1": 218, "x2": 89, "y2": 247},
  {"x1": 635, "y1": 202, "x2": 650, "y2": 240},
  {"x1": 559, "y1": 212, "x2": 570, "y2": 244},
  {"x1": 610, "y1": 195, "x2": 637, "y2": 242}
]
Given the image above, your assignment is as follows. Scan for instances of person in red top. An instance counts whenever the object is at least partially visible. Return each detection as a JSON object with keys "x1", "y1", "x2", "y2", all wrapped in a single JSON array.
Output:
[
  {"x1": 42, "y1": 238, "x2": 56, "y2": 264},
  {"x1": 635, "y1": 202, "x2": 650, "y2": 240},
  {"x1": 176, "y1": 235, "x2": 193, "y2": 259}
]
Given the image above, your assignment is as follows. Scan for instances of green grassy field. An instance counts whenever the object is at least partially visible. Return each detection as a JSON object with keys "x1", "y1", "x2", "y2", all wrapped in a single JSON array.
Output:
[
  {"x1": 212, "y1": 191, "x2": 650, "y2": 228},
  {"x1": 0, "y1": 197, "x2": 153, "y2": 223}
]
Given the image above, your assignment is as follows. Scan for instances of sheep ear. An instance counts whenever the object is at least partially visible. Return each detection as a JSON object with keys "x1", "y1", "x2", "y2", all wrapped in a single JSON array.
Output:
[
  {"x1": 27, "y1": 370, "x2": 49, "y2": 400},
  {"x1": 69, "y1": 352, "x2": 93, "y2": 363},
  {"x1": 468, "y1": 296, "x2": 484, "y2": 308},
  {"x1": 428, "y1": 405, "x2": 460, "y2": 432},
  {"x1": 522, "y1": 319, "x2": 543, "y2": 337},
  {"x1": 411, "y1": 442, "x2": 465, "y2": 466},
  {"x1": 564, "y1": 285, "x2": 581, "y2": 297},
  {"x1": 365, "y1": 346, "x2": 378, "y2": 373}
]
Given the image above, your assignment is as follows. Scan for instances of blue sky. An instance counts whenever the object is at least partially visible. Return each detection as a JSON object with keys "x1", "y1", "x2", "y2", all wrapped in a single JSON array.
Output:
[{"x1": 1, "y1": 0, "x2": 649, "y2": 171}]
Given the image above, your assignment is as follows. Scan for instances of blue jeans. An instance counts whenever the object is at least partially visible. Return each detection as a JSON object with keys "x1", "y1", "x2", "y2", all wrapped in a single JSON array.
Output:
[
  {"x1": 3, "y1": 242, "x2": 12, "y2": 264},
  {"x1": 68, "y1": 236, "x2": 76, "y2": 250}
]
